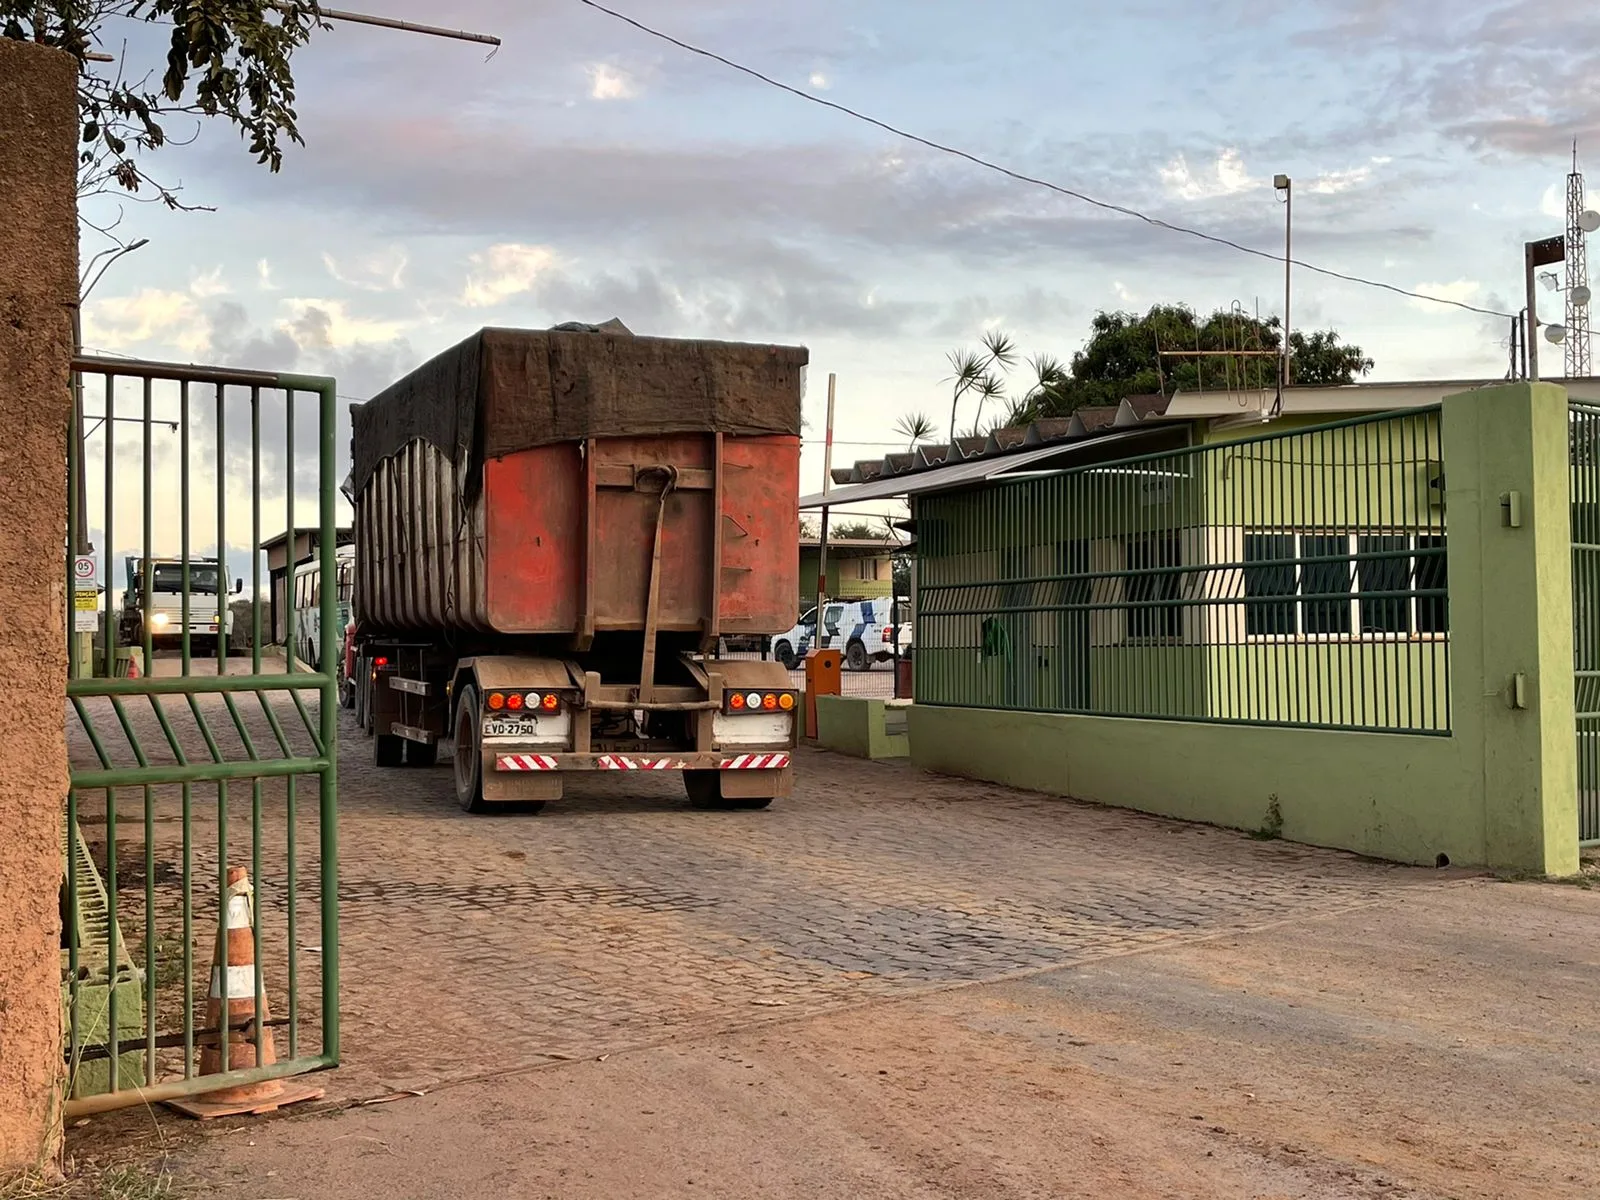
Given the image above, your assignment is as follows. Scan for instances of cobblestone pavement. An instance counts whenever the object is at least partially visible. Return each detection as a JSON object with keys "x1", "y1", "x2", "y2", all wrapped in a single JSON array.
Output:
[{"x1": 67, "y1": 679, "x2": 1449, "y2": 1102}]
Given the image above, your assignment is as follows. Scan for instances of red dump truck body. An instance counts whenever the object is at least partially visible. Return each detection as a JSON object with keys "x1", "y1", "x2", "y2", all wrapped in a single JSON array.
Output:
[
  {"x1": 356, "y1": 432, "x2": 799, "y2": 638},
  {"x1": 349, "y1": 326, "x2": 808, "y2": 814}
]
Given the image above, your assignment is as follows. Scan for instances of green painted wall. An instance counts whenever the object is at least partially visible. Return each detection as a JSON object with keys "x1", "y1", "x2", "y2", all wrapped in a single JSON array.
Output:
[
  {"x1": 799, "y1": 548, "x2": 892, "y2": 603},
  {"x1": 816, "y1": 695, "x2": 910, "y2": 759},
  {"x1": 909, "y1": 386, "x2": 1580, "y2": 874},
  {"x1": 910, "y1": 704, "x2": 1477, "y2": 865}
]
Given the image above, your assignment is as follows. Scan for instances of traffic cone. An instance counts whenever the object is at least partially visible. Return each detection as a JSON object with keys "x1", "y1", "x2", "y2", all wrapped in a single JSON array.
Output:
[{"x1": 166, "y1": 867, "x2": 324, "y2": 1119}]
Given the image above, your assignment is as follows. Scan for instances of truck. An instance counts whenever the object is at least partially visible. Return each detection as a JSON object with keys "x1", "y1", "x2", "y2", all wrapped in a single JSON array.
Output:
[
  {"x1": 118, "y1": 556, "x2": 240, "y2": 656},
  {"x1": 348, "y1": 325, "x2": 807, "y2": 813}
]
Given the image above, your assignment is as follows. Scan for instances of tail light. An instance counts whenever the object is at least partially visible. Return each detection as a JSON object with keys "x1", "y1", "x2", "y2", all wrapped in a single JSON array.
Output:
[
  {"x1": 487, "y1": 691, "x2": 506, "y2": 711},
  {"x1": 506, "y1": 692, "x2": 524, "y2": 711},
  {"x1": 373, "y1": 656, "x2": 389, "y2": 667},
  {"x1": 541, "y1": 692, "x2": 560, "y2": 712},
  {"x1": 723, "y1": 690, "x2": 797, "y2": 714}
]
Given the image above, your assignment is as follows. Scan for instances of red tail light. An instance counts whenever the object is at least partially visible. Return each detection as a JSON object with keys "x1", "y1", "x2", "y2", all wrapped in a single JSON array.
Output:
[
  {"x1": 374, "y1": 656, "x2": 389, "y2": 667},
  {"x1": 541, "y1": 692, "x2": 560, "y2": 711},
  {"x1": 506, "y1": 692, "x2": 524, "y2": 711}
]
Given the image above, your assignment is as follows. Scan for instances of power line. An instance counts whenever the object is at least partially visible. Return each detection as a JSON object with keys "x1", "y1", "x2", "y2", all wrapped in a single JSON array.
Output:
[{"x1": 574, "y1": 0, "x2": 1515, "y2": 321}]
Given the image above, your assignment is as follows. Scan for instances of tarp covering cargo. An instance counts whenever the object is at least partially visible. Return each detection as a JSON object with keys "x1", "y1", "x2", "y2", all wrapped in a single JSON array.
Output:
[{"x1": 350, "y1": 326, "x2": 808, "y2": 499}]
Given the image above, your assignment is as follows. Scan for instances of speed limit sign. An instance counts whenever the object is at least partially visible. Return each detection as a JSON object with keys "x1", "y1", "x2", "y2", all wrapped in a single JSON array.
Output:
[{"x1": 73, "y1": 555, "x2": 99, "y2": 590}]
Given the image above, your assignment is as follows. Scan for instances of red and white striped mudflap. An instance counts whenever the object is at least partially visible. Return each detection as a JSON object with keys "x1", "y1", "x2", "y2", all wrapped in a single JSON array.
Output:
[
  {"x1": 597, "y1": 755, "x2": 688, "y2": 770},
  {"x1": 496, "y1": 754, "x2": 558, "y2": 772},
  {"x1": 718, "y1": 753, "x2": 791, "y2": 770}
]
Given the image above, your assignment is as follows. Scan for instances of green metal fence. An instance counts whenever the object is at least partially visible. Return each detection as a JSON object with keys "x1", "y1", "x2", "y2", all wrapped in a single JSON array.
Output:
[
  {"x1": 63, "y1": 354, "x2": 340, "y2": 1115},
  {"x1": 1571, "y1": 400, "x2": 1600, "y2": 847},
  {"x1": 914, "y1": 407, "x2": 1449, "y2": 734}
]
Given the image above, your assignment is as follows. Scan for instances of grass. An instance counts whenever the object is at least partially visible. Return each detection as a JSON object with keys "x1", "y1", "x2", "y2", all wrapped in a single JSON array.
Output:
[
  {"x1": 1248, "y1": 795, "x2": 1284, "y2": 842},
  {"x1": 2, "y1": 1159, "x2": 184, "y2": 1200}
]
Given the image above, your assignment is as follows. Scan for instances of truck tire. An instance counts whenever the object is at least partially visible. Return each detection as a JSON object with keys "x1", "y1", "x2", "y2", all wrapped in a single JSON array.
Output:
[
  {"x1": 453, "y1": 684, "x2": 490, "y2": 813},
  {"x1": 685, "y1": 771, "x2": 774, "y2": 810},
  {"x1": 374, "y1": 730, "x2": 403, "y2": 768},
  {"x1": 845, "y1": 639, "x2": 869, "y2": 672},
  {"x1": 774, "y1": 640, "x2": 797, "y2": 670},
  {"x1": 340, "y1": 676, "x2": 355, "y2": 709}
]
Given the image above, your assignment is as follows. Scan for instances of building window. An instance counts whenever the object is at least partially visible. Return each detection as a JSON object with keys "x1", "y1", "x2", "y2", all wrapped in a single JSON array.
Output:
[
  {"x1": 1125, "y1": 533, "x2": 1182, "y2": 641},
  {"x1": 855, "y1": 557, "x2": 880, "y2": 582},
  {"x1": 1242, "y1": 532, "x2": 1447, "y2": 639}
]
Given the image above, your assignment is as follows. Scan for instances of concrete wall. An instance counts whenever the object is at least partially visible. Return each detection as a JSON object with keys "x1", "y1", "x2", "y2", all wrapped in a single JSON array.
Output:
[
  {"x1": 815, "y1": 695, "x2": 909, "y2": 760},
  {"x1": 0, "y1": 38, "x2": 77, "y2": 1176},
  {"x1": 912, "y1": 385, "x2": 1580, "y2": 876}
]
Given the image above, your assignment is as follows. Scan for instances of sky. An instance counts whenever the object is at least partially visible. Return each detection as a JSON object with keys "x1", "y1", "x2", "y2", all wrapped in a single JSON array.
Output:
[{"x1": 72, "y1": 0, "x2": 1600, "y2": 564}]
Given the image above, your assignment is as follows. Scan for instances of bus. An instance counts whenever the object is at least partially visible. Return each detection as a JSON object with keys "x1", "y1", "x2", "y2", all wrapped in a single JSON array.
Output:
[{"x1": 291, "y1": 546, "x2": 354, "y2": 691}]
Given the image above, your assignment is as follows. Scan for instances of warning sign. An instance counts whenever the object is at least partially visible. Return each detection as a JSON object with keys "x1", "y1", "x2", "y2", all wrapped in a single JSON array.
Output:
[{"x1": 75, "y1": 610, "x2": 99, "y2": 633}]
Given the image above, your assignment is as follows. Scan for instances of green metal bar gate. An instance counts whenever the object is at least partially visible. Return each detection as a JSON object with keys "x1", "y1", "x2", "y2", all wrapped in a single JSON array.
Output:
[
  {"x1": 1571, "y1": 400, "x2": 1600, "y2": 847},
  {"x1": 63, "y1": 354, "x2": 341, "y2": 1115}
]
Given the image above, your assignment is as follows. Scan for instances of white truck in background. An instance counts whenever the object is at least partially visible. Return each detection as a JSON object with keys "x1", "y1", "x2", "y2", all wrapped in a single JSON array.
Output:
[{"x1": 119, "y1": 556, "x2": 241, "y2": 657}]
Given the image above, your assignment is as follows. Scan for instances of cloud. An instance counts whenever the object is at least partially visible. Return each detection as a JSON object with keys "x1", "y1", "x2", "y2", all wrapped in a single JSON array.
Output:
[
  {"x1": 809, "y1": 71, "x2": 830, "y2": 90},
  {"x1": 586, "y1": 62, "x2": 638, "y2": 101},
  {"x1": 257, "y1": 259, "x2": 277, "y2": 290},
  {"x1": 277, "y1": 299, "x2": 410, "y2": 348},
  {"x1": 189, "y1": 267, "x2": 230, "y2": 298},
  {"x1": 1542, "y1": 182, "x2": 1566, "y2": 219},
  {"x1": 1409, "y1": 279, "x2": 1482, "y2": 311},
  {"x1": 322, "y1": 247, "x2": 408, "y2": 292},
  {"x1": 82, "y1": 288, "x2": 207, "y2": 354},
  {"x1": 1304, "y1": 164, "x2": 1373, "y2": 195},
  {"x1": 461, "y1": 243, "x2": 559, "y2": 308},
  {"x1": 1160, "y1": 149, "x2": 1257, "y2": 201}
]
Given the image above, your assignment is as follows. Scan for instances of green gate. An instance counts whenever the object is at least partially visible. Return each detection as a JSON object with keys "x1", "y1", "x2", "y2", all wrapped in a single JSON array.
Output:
[
  {"x1": 1571, "y1": 399, "x2": 1600, "y2": 847},
  {"x1": 63, "y1": 354, "x2": 341, "y2": 1114}
]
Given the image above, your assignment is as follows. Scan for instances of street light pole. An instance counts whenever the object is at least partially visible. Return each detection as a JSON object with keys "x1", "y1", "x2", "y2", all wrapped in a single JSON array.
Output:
[
  {"x1": 1274, "y1": 174, "x2": 1292, "y2": 388},
  {"x1": 73, "y1": 237, "x2": 149, "y2": 554},
  {"x1": 1526, "y1": 240, "x2": 1542, "y2": 382}
]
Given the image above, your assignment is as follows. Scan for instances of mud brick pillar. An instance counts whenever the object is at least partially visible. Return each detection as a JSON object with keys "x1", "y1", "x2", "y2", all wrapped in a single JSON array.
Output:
[{"x1": 0, "y1": 38, "x2": 77, "y2": 1176}]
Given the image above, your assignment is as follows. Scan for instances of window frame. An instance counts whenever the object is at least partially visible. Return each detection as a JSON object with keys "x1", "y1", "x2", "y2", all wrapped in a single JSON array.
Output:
[
  {"x1": 1122, "y1": 531, "x2": 1185, "y2": 645},
  {"x1": 1241, "y1": 529, "x2": 1448, "y2": 643}
]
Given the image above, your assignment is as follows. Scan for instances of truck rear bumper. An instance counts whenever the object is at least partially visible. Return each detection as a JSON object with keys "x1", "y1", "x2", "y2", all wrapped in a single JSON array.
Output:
[{"x1": 492, "y1": 750, "x2": 791, "y2": 772}]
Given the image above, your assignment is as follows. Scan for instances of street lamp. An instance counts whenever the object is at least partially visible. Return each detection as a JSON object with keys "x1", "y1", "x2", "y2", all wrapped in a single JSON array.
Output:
[
  {"x1": 73, "y1": 236, "x2": 149, "y2": 555},
  {"x1": 1274, "y1": 174, "x2": 1292, "y2": 387}
]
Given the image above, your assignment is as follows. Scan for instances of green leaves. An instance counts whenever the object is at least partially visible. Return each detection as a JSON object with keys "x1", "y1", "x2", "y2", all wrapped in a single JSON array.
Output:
[{"x1": 5, "y1": 1, "x2": 322, "y2": 206}]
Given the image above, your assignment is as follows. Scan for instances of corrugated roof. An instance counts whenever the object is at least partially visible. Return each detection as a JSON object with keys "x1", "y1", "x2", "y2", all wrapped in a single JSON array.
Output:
[{"x1": 800, "y1": 428, "x2": 1168, "y2": 508}]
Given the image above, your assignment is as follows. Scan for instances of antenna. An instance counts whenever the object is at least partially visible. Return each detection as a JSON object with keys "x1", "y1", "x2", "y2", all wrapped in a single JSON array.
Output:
[{"x1": 1568, "y1": 141, "x2": 1592, "y2": 378}]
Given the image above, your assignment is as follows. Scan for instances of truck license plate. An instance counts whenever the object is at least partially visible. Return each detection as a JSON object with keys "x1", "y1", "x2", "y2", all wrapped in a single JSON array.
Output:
[{"x1": 483, "y1": 717, "x2": 536, "y2": 737}]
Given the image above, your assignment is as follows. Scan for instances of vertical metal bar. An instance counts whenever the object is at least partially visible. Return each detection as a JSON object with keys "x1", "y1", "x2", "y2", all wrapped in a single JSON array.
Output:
[
  {"x1": 217, "y1": 383, "x2": 228, "y2": 673},
  {"x1": 217, "y1": 775, "x2": 230, "y2": 1073},
  {"x1": 181, "y1": 382, "x2": 192, "y2": 676},
  {"x1": 105, "y1": 778, "x2": 119, "y2": 1092},
  {"x1": 181, "y1": 778, "x2": 194, "y2": 1077},
  {"x1": 142, "y1": 379, "x2": 153, "y2": 680},
  {"x1": 318, "y1": 379, "x2": 342, "y2": 1063},
  {"x1": 66, "y1": 786, "x2": 81, "y2": 1091},
  {"x1": 252, "y1": 386, "x2": 262, "y2": 675},
  {"x1": 252, "y1": 771, "x2": 265, "y2": 1065},
  {"x1": 68, "y1": 380, "x2": 81, "y2": 680},
  {"x1": 285, "y1": 766, "x2": 299, "y2": 1058},
  {"x1": 285, "y1": 389, "x2": 296, "y2": 674},
  {"x1": 103, "y1": 374, "x2": 116, "y2": 678}
]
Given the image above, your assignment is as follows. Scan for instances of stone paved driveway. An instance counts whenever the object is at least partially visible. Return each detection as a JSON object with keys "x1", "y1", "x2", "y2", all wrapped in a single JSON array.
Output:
[{"x1": 70, "y1": 690, "x2": 1447, "y2": 1101}]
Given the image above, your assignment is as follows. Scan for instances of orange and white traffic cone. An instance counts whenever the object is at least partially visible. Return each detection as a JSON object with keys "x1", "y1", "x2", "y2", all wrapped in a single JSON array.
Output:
[{"x1": 166, "y1": 867, "x2": 324, "y2": 1119}]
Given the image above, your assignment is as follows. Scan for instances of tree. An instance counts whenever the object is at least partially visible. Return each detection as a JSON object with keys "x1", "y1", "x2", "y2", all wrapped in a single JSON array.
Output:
[
  {"x1": 893, "y1": 410, "x2": 936, "y2": 451},
  {"x1": 828, "y1": 520, "x2": 881, "y2": 540},
  {"x1": 944, "y1": 329, "x2": 1015, "y2": 444},
  {"x1": 997, "y1": 305, "x2": 1374, "y2": 424},
  {"x1": 4, "y1": 2, "x2": 323, "y2": 209}
]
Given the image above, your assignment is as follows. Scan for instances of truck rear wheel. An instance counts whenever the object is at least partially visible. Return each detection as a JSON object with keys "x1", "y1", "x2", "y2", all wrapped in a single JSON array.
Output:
[
  {"x1": 453, "y1": 684, "x2": 488, "y2": 813},
  {"x1": 374, "y1": 730, "x2": 403, "y2": 768},
  {"x1": 774, "y1": 641, "x2": 797, "y2": 670},
  {"x1": 685, "y1": 770, "x2": 774, "y2": 810}
]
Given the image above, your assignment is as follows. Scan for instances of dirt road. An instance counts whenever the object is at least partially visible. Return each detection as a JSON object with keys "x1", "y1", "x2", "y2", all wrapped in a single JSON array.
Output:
[{"x1": 167, "y1": 874, "x2": 1598, "y2": 1199}]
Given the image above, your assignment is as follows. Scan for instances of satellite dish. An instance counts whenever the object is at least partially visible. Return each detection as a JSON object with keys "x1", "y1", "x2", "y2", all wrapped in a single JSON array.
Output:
[
  {"x1": 1582, "y1": 210, "x2": 1600, "y2": 234},
  {"x1": 1546, "y1": 323, "x2": 1569, "y2": 345},
  {"x1": 1574, "y1": 285, "x2": 1594, "y2": 307}
]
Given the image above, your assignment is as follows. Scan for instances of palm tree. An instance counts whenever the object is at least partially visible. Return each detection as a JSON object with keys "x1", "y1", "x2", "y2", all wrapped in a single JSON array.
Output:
[
  {"x1": 944, "y1": 329, "x2": 1018, "y2": 443},
  {"x1": 969, "y1": 374, "x2": 1008, "y2": 437},
  {"x1": 894, "y1": 410, "x2": 936, "y2": 451}
]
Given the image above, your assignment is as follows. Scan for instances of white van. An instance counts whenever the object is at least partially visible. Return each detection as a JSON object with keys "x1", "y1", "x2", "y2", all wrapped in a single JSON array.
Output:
[{"x1": 771, "y1": 597, "x2": 912, "y2": 671}]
